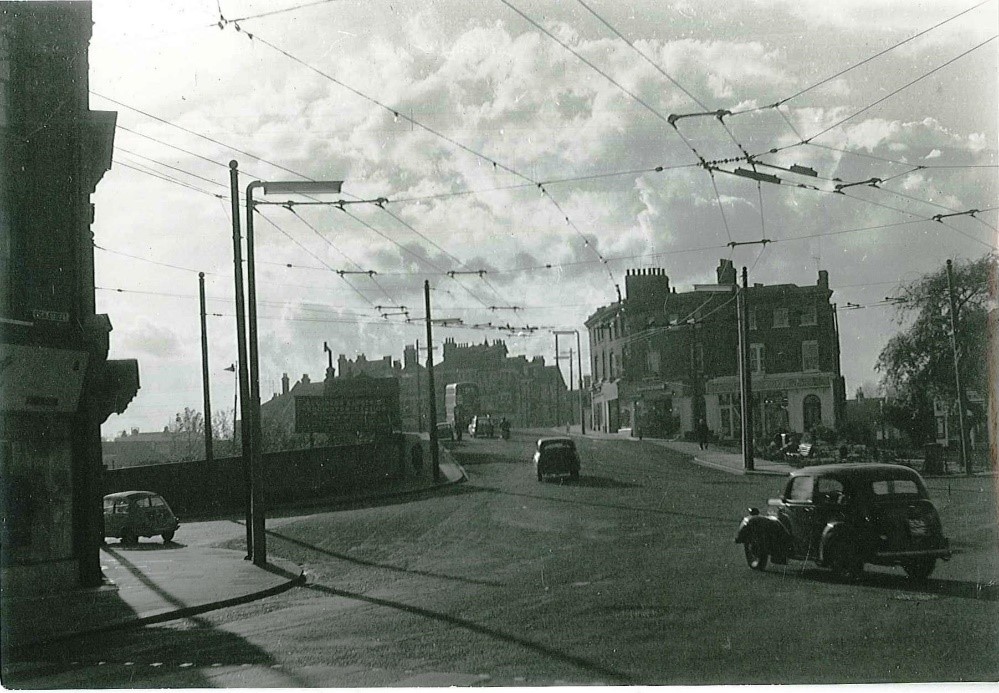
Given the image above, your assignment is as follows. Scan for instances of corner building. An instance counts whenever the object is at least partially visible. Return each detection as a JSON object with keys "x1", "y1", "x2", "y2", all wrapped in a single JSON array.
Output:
[
  {"x1": 586, "y1": 261, "x2": 844, "y2": 442},
  {"x1": 1, "y1": 2, "x2": 139, "y2": 594}
]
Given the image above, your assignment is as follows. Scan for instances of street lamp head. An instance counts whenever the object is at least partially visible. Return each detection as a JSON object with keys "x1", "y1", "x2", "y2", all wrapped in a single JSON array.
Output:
[{"x1": 261, "y1": 180, "x2": 344, "y2": 195}]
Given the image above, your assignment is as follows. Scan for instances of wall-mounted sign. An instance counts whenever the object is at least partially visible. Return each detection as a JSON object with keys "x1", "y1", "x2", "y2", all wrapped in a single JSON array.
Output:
[
  {"x1": 31, "y1": 309, "x2": 70, "y2": 323},
  {"x1": 0, "y1": 344, "x2": 88, "y2": 413}
]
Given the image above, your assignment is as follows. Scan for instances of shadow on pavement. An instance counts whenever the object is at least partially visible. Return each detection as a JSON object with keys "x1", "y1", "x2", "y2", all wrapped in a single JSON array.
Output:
[
  {"x1": 561, "y1": 475, "x2": 637, "y2": 489},
  {"x1": 772, "y1": 564, "x2": 999, "y2": 601},
  {"x1": 5, "y1": 624, "x2": 302, "y2": 689},
  {"x1": 469, "y1": 484, "x2": 733, "y2": 524},
  {"x1": 103, "y1": 540, "x2": 187, "y2": 551},
  {"x1": 255, "y1": 482, "x2": 483, "y2": 521},
  {"x1": 264, "y1": 526, "x2": 503, "y2": 587},
  {"x1": 303, "y1": 581, "x2": 635, "y2": 684}
]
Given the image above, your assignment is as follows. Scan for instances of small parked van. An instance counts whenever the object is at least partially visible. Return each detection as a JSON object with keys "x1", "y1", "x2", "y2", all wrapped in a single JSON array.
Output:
[{"x1": 103, "y1": 491, "x2": 180, "y2": 544}]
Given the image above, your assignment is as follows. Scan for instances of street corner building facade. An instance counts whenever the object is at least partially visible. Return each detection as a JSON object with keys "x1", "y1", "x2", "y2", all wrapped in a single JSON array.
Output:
[
  {"x1": 586, "y1": 259, "x2": 845, "y2": 443},
  {"x1": 1, "y1": 2, "x2": 139, "y2": 597}
]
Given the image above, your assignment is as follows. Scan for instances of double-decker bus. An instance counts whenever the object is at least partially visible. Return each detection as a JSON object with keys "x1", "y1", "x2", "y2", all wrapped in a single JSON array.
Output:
[{"x1": 444, "y1": 382, "x2": 480, "y2": 431}]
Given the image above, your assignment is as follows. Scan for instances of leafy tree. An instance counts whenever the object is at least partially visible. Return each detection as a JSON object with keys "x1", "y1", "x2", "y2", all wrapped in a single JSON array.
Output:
[
  {"x1": 167, "y1": 407, "x2": 205, "y2": 461},
  {"x1": 876, "y1": 254, "x2": 995, "y2": 445}
]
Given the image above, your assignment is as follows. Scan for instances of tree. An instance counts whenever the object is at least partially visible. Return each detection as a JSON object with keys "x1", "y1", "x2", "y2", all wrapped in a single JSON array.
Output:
[
  {"x1": 875, "y1": 254, "x2": 995, "y2": 446},
  {"x1": 167, "y1": 407, "x2": 204, "y2": 461}
]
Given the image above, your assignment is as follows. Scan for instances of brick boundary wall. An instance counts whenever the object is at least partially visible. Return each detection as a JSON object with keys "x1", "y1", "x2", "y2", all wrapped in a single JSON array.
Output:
[{"x1": 102, "y1": 433, "x2": 428, "y2": 518}]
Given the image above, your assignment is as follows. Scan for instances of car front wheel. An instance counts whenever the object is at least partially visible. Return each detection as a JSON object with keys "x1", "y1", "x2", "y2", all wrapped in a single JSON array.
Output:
[
  {"x1": 743, "y1": 538, "x2": 769, "y2": 571},
  {"x1": 162, "y1": 531, "x2": 175, "y2": 543},
  {"x1": 902, "y1": 557, "x2": 935, "y2": 580}
]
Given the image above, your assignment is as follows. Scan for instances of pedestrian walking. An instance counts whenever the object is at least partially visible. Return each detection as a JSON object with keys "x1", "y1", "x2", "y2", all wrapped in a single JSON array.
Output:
[{"x1": 696, "y1": 418, "x2": 709, "y2": 450}]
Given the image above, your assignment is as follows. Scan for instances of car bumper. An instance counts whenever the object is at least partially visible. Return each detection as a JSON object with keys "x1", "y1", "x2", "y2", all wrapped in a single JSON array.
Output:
[{"x1": 875, "y1": 547, "x2": 951, "y2": 561}]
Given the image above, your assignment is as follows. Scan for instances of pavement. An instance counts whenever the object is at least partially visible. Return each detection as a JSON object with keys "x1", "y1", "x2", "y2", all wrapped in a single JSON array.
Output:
[{"x1": 1, "y1": 451, "x2": 466, "y2": 654}]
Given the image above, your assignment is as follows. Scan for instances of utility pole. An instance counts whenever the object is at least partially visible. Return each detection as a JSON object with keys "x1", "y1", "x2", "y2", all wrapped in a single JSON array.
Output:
[
  {"x1": 415, "y1": 339, "x2": 423, "y2": 433},
  {"x1": 575, "y1": 331, "x2": 585, "y2": 435},
  {"x1": 199, "y1": 272, "x2": 214, "y2": 465},
  {"x1": 946, "y1": 259, "x2": 971, "y2": 475},
  {"x1": 737, "y1": 267, "x2": 755, "y2": 471},
  {"x1": 554, "y1": 333, "x2": 561, "y2": 428},
  {"x1": 424, "y1": 281, "x2": 439, "y2": 480},
  {"x1": 568, "y1": 347, "x2": 574, "y2": 425},
  {"x1": 228, "y1": 161, "x2": 253, "y2": 559},
  {"x1": 244, "y1": 181, "x2": 266, "y2": 567}
]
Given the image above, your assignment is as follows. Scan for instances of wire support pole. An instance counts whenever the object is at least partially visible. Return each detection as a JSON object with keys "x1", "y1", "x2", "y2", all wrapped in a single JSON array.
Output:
[
  {"x1": 245, "y1": 180, "x2": 267, "y2": 566},
  {"x1": 946, "y1": 259, "x2": 971, "y2": 476},
  {"x1": 424, "y1": 280, "x2": 440, "y2": 481},
  {"x1": 738, "y1": 267, "x2": 755, "y2": 471},
  {"x1": 576, "y1": 331, "x2": 585, "y2": 436},
  {"x1": 229, "y1": 161, "x2": 254, "y2": 560},
  {"x1": 555, "y1": 333, "x2": 562, "y2": 429},
  {"x1": 199, "y1": 272, "x2": 214, "y2": 466}
]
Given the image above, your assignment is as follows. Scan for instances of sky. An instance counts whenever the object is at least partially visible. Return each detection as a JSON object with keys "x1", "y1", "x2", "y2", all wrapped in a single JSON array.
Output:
[{"x1": 86, "y1": 0, "x2": 998, "y2": 437}]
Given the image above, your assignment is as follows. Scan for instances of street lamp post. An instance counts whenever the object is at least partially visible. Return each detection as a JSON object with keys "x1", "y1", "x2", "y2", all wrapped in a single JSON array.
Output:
[
  {"x1": 243, "y1": 175, "x2": 344, "y2": 567},
  {"x1": 553, "y1": 330, "x2": 586, "y2": 435}
]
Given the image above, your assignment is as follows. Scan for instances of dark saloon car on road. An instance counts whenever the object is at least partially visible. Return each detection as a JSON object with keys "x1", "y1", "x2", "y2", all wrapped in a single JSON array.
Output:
[
  {"x1": 533, "y1": 437, "x2": 581, "y2": 481},
  {"x1": 104, "y1": 491, "x2": 180, "y2": 545},
  {"x1": 736, "y1": 464, "x2": 950, "y2": 580}
]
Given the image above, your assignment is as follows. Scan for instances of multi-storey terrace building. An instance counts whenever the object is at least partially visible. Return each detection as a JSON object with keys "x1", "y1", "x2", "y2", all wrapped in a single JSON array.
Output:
[{"x1": 586, "y1": 260, "x2": 845, "y2": 442}]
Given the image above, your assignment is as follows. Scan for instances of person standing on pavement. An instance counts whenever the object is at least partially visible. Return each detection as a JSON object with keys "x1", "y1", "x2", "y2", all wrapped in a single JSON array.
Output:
[{"x1": 696, "y1": 418, "x2": 709, "y2": 450}]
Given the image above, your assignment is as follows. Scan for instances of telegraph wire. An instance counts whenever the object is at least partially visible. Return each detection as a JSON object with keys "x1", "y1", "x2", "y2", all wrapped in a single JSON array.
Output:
[
  {"x1": 372, "y1": 214, "x2": 500, "y2": 308},
  {"x1": 111, "y1": 158, "x2": 223, "y2": 199},
  {"x1": 255, "y1": 209, "x2": 380, "y2": 308},
  {"x1": 498, "y1": 0, "x2": 675, "y2": 131},
  {"x1": 116, "y1": 146, "x2": 228, "y2": 190},
  {"x1": 572, "y1": 0, "x2": 751, "y2": 157},
  {"x1": 223, "y1": 0, "x2": 343, "y2": 23},
  {"x1": 503, "y1": 0, "x2": 751, "y2": 253},
  {"x1": 707, "y1": 169, "x2": 734, "y2": 246},
  {"x1": 92, "y1": 90, "x2": 316, "y2": 183},
  {"x1": 286, "y1": 207, "x2": 402, "y2": 306},
  {"x1": 94, "y1": 242, "x2": 211, "y2": 275},
  {"x1": 732, "y1": 0, "x2": 994, "y2": 115},
  {"x1": 223, "y1": 26, "x2": 620, "y2": 296},
  {"x1": 573, "y1": 0, "x2": 707, "y2": 110},
  {"x1": 797, "y1": 35, "x2": 997, "y2": 146}
]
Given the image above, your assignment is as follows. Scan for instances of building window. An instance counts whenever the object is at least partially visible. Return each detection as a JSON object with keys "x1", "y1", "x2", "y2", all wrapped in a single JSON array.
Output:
[
  {"x1": 748, "y1": 308, "x2": 757, "y2": 331},
  {"x1": 609, "y1": 352, "x2": 615, "y2": 378},
  {"x1": 695, "y1": 342, "x2": 704, "y2": 373},
  {"x1": 800, "y1": 304, "x2": 817, "y2": 326},
  {"x1": 803, "y1": 394, "x2": 822, "y2": 431},
  {"x1": 773, "y1": 307, "x2": 789, "y2": 328},
  {"x1": 647, "y1": 349, "x2": 660, "y2": 374},
  {"x1": 601, "y1": 352, "x2": 607, "y2": 380},
  {"x1": 750, "y1": 343, "x2": 764, "y2": 374},
  {"x1": 802, "y1": 341, "x2": 819, "y2": 371}
]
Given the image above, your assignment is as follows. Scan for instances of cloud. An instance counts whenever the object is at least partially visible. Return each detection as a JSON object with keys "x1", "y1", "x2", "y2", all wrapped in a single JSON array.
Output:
[{"x1": 90, "y1": 0, "x2": 997, "y2": 434}]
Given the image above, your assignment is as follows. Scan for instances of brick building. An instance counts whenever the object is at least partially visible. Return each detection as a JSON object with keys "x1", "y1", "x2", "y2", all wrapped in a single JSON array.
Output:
[
  {"x1": 586, "y1": 261, "x2": 845, "y2": 442},
  {"x1": 433, "y1": 338, "x2": 567, "y2": 428},
  {"x1": 1, "y1": 2, "x2": 139, "y2": 594}
]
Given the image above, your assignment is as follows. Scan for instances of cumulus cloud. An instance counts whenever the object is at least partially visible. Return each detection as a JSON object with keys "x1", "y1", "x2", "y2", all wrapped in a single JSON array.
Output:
[{"x1": 90, "y1": 0, "x2": 997, "y2": 433}]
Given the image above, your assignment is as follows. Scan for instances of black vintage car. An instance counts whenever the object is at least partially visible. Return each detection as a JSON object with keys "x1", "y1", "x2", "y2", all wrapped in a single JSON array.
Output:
[
  {"x1": 735, "y1": 464, "x2": 950, "y2": 580},
  {"x1": 534, "y1": 437, "x2": 581, "y2": 481}
]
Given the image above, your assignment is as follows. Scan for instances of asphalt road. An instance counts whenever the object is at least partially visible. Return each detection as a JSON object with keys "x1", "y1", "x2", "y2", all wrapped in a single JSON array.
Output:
[{"x1": 8, "y1": 433, "x2": 998, "y2": 687}]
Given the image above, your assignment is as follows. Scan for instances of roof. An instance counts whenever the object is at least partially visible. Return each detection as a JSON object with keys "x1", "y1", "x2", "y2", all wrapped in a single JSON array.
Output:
[
  {"x1": 103, "y1": 490, "x2": 161, "y2": 500},
  {"x1": 791, "y1": 463, "x2": 921, "y2": 478},
  {"x1": 537, "y1": 437, "x2": 575, "y2": 446}
]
